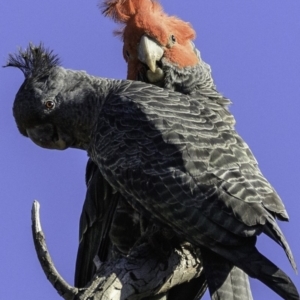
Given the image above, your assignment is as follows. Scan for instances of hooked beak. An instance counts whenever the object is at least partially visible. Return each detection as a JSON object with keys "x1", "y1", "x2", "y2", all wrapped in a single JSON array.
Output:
[
  {"x1": 138, "y1": 35, "x2": 164, "y2": 73},
  {"x1": 138, "y1": 35, "x2": 165, "y2": 83},
  {"x1": 26, "y1": 124, "x2": 71, "y2": 150}
]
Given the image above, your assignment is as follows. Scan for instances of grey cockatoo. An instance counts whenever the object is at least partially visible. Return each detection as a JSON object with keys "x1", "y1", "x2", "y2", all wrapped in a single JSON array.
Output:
[{"x1": 8, "y1": 44, "x2": 299, "y2": 300}]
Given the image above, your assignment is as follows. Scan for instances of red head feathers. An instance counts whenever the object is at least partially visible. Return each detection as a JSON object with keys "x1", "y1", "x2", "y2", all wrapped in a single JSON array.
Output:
[{"x1": 102, "y1": 0, "x2": 199, "y2": 81}]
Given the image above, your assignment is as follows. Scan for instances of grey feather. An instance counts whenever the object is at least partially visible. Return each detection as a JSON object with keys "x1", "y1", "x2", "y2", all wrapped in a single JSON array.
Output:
[{"x1": 75, "y1": 160, "x2": 119, "y2": 287}]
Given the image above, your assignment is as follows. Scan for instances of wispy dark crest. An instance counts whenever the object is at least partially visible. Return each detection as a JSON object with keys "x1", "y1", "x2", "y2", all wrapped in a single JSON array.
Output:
[
  {"x1": 5, "y1": 43, "x2": 61, "y2": 79},
  {"x1": 101, "y1": 0, "x2": 129, "y2": 23}
]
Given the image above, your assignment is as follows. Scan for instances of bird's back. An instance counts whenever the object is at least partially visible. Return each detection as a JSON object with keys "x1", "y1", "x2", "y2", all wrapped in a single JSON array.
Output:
[{"x1": 91, "y1": 80, "x2": 289, "y2": 251}]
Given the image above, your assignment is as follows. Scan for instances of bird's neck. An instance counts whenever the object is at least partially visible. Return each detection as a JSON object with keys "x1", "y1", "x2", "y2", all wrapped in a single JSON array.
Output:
[{"x1": 68, "y1": 75, "x2": 120, "y2": 150}]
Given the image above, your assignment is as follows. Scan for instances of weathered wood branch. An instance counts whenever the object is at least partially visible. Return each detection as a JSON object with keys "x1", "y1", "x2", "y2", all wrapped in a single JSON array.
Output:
[
  {"x1": 77, "y1": 241, "x2": 205, "y2": 300},
  {"x1": 31, "y1": 201, "x2": 79, "y2": 299},
  {"x1": 31, "y1": 201, "x2": 205, "y2": 300}
]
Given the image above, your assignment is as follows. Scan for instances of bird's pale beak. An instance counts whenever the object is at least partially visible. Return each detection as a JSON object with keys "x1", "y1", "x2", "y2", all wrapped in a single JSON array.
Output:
[
  {"x1": 138, "y1": 35, "x2": 164, "y2": 73},
  {"x1": 138, "y1": 35, "x2": 164, "y2": 83}
]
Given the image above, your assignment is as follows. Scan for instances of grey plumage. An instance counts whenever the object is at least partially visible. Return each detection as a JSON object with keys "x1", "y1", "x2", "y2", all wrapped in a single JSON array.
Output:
[
  {"x1": 137, "y1": 40, "x2": 254, "y2": 300},
  {"x1": 9, "y1": 45, "x2": 299, "y2": 300},
  {"x1": 75, "y1": 159, "x2": 119, "y2": 286}
]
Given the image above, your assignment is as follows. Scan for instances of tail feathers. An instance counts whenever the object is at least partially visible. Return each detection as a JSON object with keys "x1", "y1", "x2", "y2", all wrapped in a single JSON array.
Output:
[
  {"x1": 264, "y1": 216, "x2": 297, "y2": 272},
  {"x1": 201, "y1": 247, "x2": 253, "y2": 300},
  {"x1": 235, "y1": 247, "x2": 299, "y2": 300}
]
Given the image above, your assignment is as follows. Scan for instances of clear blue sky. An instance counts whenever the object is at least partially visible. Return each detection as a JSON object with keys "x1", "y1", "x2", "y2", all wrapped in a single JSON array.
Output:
[{"x1": 1, "y1": 1, "x2": 299, "y2": 299}]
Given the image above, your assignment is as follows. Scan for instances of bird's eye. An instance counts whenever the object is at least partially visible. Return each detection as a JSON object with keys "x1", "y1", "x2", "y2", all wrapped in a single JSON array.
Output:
[
  {"x1": 45, "y1": 100, "x2": 55, "y2": 110},
  {"x1": 171, "y1": 35, "x2": 176, "y2": 43}
]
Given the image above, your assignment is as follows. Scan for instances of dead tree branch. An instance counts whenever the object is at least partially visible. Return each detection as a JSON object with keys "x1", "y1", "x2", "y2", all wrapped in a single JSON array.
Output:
[
  {"x1": 31, "y1": 201, "x2": 79, "y2": 299},
  {"x1": 31, "y1": 201, "x2": 205, "y2": 300}
]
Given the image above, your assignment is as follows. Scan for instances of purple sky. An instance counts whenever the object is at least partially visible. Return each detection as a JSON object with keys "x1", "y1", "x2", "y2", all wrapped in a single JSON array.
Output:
[{"x1": 1, "y1": 1, "x2": 300, "y2": 299}]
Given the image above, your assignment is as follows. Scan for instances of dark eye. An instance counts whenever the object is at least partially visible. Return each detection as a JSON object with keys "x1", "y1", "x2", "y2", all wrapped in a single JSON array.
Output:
[
  {"x1": 45, "y1": 100, "x2": 55, "y2": 110},
  {"x1": 125, "y1": 50, "x2": 130, "y2": 58},
  {"x1": 171, "y1": 35, "x2": 176, "y2": 43}
]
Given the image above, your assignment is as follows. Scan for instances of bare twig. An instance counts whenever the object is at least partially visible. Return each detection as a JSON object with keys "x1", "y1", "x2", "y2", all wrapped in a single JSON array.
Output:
[
  {"x1": 31, "y1": 201, "x2": 79, "y2": 300},
  {"x1": 31, "y1": 201, "x2": 205, "y2": 300}
]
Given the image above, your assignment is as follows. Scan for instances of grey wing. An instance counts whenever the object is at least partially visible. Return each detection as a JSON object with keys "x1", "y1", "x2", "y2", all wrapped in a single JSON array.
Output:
[
  {"x1": 99, "y1": 84, "x2": 289, "y2": 244},
  {"x1": 109, "y1": 199, "x2": 141, "y2": 256},
  {"x1": 94, "y1": 82, "x2": 298, "y2": 298},
  {"x1": 74, "y1": 159, "x2": 118, "y2": 287}
]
